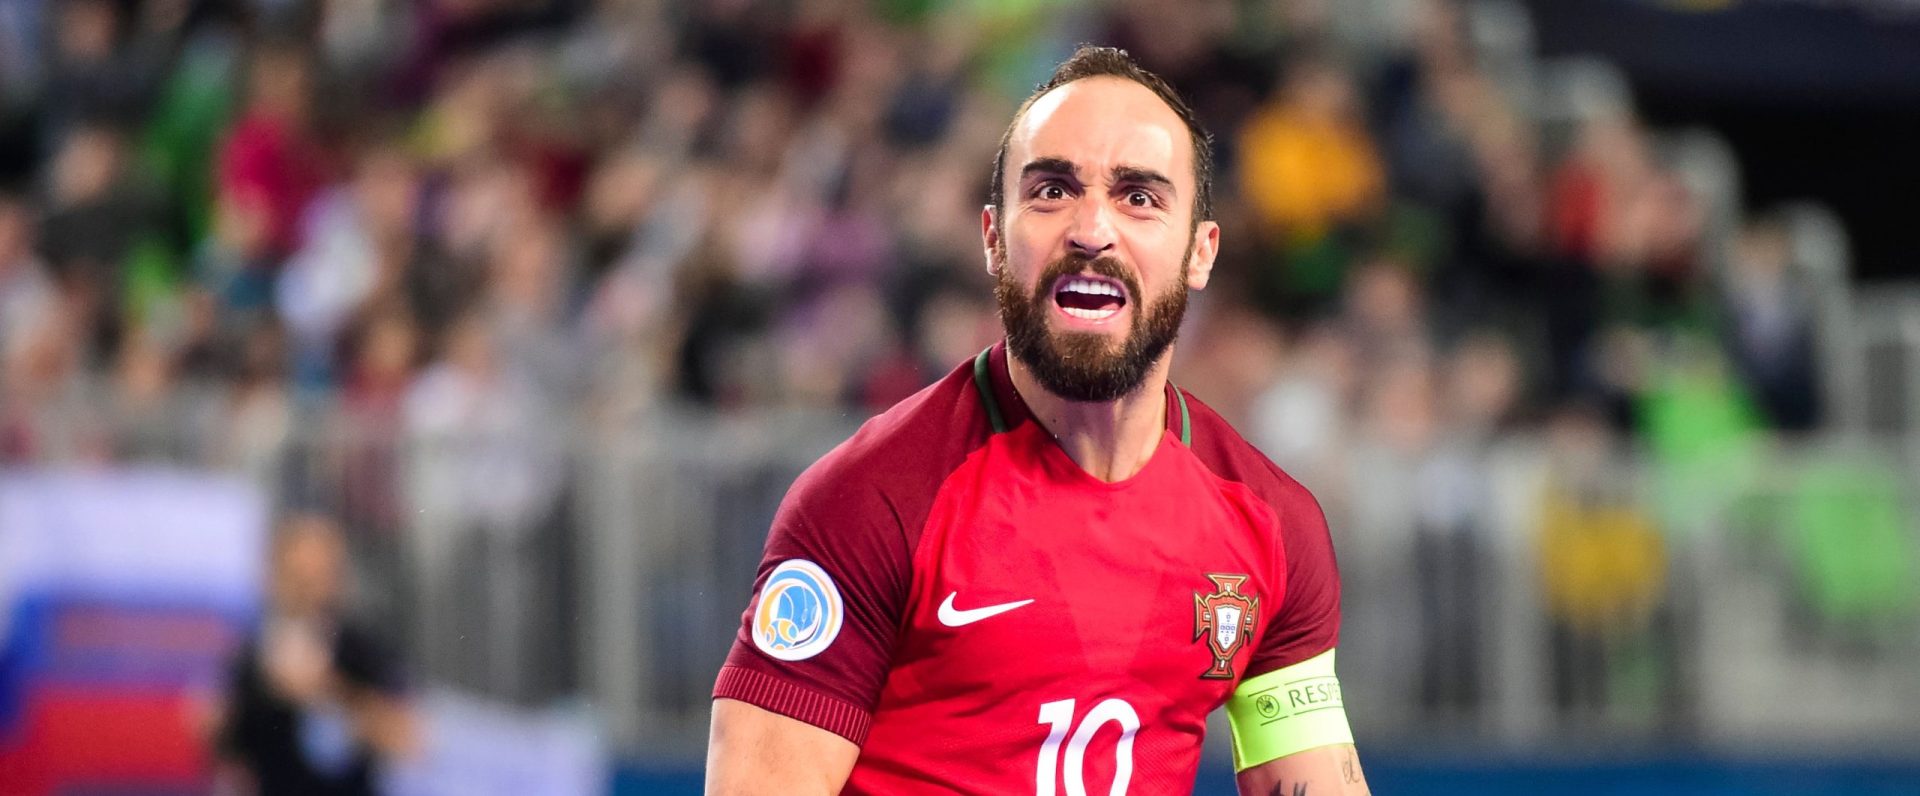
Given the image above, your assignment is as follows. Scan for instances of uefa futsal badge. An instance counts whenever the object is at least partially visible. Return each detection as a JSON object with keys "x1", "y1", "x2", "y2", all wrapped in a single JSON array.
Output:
[
  {"x1": 1193, "y1": 573, "x2": 1258, "y2": 680},
  {"x1": 752, "y1": 559, "x2": 844, "y2": 661}
]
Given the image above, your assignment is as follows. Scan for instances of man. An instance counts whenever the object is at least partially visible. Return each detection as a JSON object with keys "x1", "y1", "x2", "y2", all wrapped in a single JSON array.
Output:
[
  {"x1": 216, "y1": 513, "x2": 418, "y2": 795},
  {"x1": 709, "y1": 46, "x2": 1368, "y2": 795}
]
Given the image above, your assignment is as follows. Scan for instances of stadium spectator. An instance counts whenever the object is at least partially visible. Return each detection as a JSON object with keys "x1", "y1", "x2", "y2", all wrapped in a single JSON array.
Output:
[
  {"x1": 1536, "y1": 402, "x2": 1670, "y2": 716},
  {"x1": 1411, "y1": 333, "x2": 1522, "y2": 716},
  {"x1": 219, "y1": 316, "x2": 293, "y2": 488},
  {"x1": 0, "y1": 195, "x2": 55, "y2": 360},
  {"x1": 216, "y1": 512, "x2": 416, "y2": 796},
  {"x1": 211, "y1": 40, "x2": 329, "y2": 309},
  {"x1": 1252, "y1": 321, "x2": 1359, "y2": 489},
  {"x1": 0, "y1": 301, "x2": 94, "y2": 464},
  {"x1": 1722, "y1": 216, "x2": 1820, "y2": 430},
  {"x1": 403, "y1": 310, "x2": 565, "y2": 699},
  {"x1": 41, "y1": 0, "x2": 176, "y2": 145},
  {"x1": 1238, "y1": 52, "x2": 1386, "y2": 305}
]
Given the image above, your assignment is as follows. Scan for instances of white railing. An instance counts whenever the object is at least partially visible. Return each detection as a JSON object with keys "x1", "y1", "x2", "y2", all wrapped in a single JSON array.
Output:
[{"x1": 8, "y1": 395, "x2": 1914, "y2": 762}]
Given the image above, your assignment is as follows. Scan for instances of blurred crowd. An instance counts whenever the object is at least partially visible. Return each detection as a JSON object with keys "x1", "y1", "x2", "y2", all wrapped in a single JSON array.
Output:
[
  {"x1": 0, "y1": 0, "x2": 1824, "y2": 454},
  {"x1": 0, "y1": 0, "x2": 1852, "y2": 731}
]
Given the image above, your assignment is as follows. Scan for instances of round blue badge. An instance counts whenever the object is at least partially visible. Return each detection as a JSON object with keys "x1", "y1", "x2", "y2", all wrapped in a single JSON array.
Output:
[{"x1": 752, "y1": 559, "x2": 844, "y2": 661}]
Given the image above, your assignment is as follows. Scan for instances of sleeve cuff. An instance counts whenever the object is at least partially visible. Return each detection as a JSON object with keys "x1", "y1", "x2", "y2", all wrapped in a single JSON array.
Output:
[{"x1": 713, "y1": 665, "x2": 874, "y2": 746}]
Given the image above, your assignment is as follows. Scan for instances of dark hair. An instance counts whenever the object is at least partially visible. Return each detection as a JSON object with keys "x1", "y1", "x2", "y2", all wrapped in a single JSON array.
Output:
[{"x1": 988, "y1": 45, "x2": 1214, "y2": 224}]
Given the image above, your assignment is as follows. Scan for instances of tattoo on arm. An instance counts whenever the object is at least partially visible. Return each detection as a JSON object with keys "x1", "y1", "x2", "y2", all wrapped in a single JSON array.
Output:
[{"x1": 1257, "y1": 748, "x2": 1364, "y2": 796}]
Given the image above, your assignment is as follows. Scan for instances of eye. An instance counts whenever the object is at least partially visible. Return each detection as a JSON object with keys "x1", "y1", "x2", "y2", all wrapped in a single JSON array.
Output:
[
  {"x1": 1036, "y1": 182, "x2": 1068, "y2": 201},
  {"x1": 1125, "y1": 189, "x2": 1157, "y2": 208}
]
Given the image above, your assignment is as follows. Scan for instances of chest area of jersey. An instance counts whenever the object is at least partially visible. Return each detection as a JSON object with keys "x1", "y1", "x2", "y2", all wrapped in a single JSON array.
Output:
[{"x1": 895, "y1": 443, "x2": 1283, "y2": 702}]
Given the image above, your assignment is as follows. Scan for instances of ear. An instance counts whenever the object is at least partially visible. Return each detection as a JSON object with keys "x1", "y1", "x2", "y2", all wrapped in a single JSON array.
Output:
[
  {"x1": 981, "y1": 205, "x2": 1001, "y2": 274},
  {"x1": 1185, "y1": 220, "x2": 1220, "y2": 291}
]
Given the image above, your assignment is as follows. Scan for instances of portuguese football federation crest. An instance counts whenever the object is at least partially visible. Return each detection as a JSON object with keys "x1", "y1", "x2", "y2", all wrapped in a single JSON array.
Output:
[{"x1": 1193, "y1": 573, "x2": 1258, "y2": 680}]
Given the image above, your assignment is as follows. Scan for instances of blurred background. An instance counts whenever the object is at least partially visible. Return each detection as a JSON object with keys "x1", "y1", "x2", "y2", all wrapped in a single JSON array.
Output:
[{"x1": 1, "y1": 0, "x2": 1918, "y2": 793}]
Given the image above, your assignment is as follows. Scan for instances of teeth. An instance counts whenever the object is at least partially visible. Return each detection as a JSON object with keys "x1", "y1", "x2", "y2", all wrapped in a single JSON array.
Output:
[
  {"x1": 1063, "y1": 306, "x2": 1119, "y2": 320},
  {"x1": 1063, "y1": 278, "x2": 1121, "y2": 298}
]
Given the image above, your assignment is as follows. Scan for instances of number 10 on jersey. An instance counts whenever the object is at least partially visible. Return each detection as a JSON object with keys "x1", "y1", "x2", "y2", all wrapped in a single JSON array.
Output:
[{"x1": 1035, "y1": 698, "x2": 1141, "y2": 796}]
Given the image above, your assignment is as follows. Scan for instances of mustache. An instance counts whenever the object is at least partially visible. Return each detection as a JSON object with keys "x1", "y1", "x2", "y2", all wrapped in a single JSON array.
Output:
[{"x1": 1033, "y1": 253, "x2": 1139, "y2": 300}]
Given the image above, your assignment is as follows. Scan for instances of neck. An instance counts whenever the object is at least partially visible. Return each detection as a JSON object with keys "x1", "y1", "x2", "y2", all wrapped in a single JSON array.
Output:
[{"x1": 1007, "y1": 349, "x2": 1173, "y2": 482}]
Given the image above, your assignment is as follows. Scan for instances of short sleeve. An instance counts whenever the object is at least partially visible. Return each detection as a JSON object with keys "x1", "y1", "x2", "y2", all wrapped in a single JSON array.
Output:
[
  {"x1": 1247, "y1": 480, "x2": 1341, "y2": 678},
  {"x1": 712, "y1": 484, "x2": 913, "y2": 745}
]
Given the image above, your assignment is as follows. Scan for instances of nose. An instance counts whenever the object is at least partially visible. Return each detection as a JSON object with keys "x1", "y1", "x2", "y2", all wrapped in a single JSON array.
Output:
[{"x1": 1065, "y1": 196, "x2": 1116, "y2": 258}]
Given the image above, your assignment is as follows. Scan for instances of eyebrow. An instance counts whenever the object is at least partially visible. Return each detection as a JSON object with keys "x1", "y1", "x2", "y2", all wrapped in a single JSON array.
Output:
[
  {"x1": 1111, "y1": 166, "x2": 1176, "y2": 197},
  {"x1": 1019, "y1": 157, "x2": 1079, "y2": 183}
]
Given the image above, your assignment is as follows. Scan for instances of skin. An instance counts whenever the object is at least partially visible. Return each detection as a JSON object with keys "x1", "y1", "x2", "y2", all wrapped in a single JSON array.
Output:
[
  {"x1": 1238, "y1": 743, "x2": 1370, "y2": 796},
  {"x1": 706, "y1": 699, "x2": 858, "y2": 796},
  {"x1": 708, "y1": 76, "x2": 1366, "y2": 795}
]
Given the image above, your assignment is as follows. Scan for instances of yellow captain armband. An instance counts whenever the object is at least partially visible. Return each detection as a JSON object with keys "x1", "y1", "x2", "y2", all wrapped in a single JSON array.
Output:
[{"x1": 1225, "y1": 649, "x2": 1353, "y2": 771}]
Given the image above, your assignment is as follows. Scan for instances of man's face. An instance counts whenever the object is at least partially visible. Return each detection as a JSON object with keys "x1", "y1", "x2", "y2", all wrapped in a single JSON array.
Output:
[
  {"x1": 986, "y1": 77, "x2": 1219, "y2": 402},
  {"x1": 273, "y1": 519, "x2": 347, "y2": 619}
]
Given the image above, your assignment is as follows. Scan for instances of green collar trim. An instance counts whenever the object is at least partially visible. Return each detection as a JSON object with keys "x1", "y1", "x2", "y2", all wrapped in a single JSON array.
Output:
[
  {"x1": 1173, "y1": 384, "x2": 1192, "y2": 447},
  {"x1": 973, "y1": 346, "x2": 1008, "y2": 434}
]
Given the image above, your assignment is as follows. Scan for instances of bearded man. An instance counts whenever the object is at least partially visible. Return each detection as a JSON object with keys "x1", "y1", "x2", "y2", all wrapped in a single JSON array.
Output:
[{"x1": 708, "y1": 46, "x2": 1368, "y2": 796}]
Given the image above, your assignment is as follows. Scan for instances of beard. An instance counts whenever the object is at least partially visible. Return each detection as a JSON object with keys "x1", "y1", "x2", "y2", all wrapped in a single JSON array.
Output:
[{"x1": 994, "y1": 247, "x2": 1189, "y2": 403}]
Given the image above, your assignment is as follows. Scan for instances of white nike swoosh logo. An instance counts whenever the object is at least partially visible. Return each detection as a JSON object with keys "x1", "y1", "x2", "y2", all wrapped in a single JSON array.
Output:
[{"x1": 937, "y1": 592, "x2": 1035, "y2": 627}]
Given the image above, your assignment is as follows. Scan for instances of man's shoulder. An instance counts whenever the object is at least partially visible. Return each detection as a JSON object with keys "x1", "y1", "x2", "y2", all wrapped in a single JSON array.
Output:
[
  {"x1": 1178, "y1": 388, "x2": 1320, "y2": 516},
  {"x1": 783, "y1": 358, "x2": 989, "y2": 524},
  {"x1": 1179, "y1": 389, "x2": 1340, "y2": 600}
]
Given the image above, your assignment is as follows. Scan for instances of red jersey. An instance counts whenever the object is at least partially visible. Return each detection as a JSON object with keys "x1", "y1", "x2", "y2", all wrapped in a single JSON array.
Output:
[{"x1": 714, "y1": 343, "x2": 1342, "y2": 794}]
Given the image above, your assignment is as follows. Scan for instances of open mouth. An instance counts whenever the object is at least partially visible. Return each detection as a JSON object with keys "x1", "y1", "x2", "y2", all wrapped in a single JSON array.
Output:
[{"x1": 1051, "y1": 273, "x2": 1129, "y2": 322}]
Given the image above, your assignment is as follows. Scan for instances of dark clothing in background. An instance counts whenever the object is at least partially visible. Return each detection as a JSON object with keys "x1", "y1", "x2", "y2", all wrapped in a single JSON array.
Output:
[{"x1": 219, "y1": 623, "x2": 404, "y2": 796}]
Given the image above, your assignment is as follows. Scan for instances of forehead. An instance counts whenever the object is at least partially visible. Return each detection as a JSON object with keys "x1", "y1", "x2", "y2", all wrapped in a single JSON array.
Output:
[{"x1": 1010, "y1": 76, "x2": 1192, "y2": 186}]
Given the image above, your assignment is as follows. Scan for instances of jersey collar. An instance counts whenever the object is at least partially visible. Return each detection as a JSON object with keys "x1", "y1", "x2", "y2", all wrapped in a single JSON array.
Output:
[{"x1": 972, "y1": 342, "x2": 1191, "y2": 446}]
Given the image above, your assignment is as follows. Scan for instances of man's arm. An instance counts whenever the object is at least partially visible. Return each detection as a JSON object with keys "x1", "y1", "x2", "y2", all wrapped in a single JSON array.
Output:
[
  {"x1": 1222, "y1": 649, "x2": 1363, "y2": 795},
  {"x1": 707, "y1": 697, "x2": 860, "y2": 796},
  {"x1": 1226, "y1": 469, "x2": 1358, "y2": 794},
  {"x1": 339, "y1": 684, "x2": 420, "y2": 760},
  {"x1": 1236, "y1": 743, "x2": 1369, "y2": 795},
  {"x1": 710, "y1": 465, "x2": 916, "y2": 790}
]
